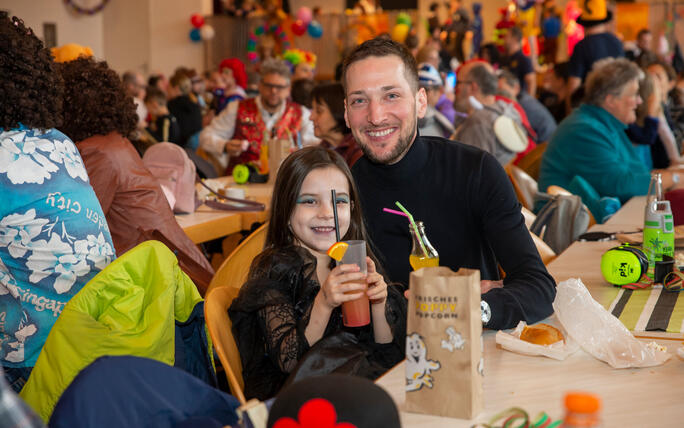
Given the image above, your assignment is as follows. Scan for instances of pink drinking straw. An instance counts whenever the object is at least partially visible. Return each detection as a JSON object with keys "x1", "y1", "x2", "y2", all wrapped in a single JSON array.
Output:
[{"x1": 382, "y1": 208, "x2": 408, "y2": 217}]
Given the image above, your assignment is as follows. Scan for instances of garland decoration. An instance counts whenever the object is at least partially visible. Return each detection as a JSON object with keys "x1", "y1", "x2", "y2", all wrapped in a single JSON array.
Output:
[
  {"x1": 64, "y1": 0, "x2": 110, "y2": 15},
  {"x1": 247, "y1": 24, "x2": 291, "y2": 63}
]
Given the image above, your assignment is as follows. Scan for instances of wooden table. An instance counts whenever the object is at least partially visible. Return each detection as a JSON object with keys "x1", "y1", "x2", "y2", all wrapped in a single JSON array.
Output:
[
  {"x1": 176, "y1": 178, "x2": 272, "y2": 244},
  {"x1": 376, "y1": 196, "x2": 684, "y2": 426}
]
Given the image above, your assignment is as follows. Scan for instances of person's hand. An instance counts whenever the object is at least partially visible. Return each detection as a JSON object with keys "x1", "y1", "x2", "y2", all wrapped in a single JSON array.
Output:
[
  {"x1": 225, "y1": 139, "x2": 247, "y2": 156},
  {"x1": 365, "y1": 257, "x2": 387, "y2": 305},
  {"x1": 319, "y1": 264, "x2": 367, "y2": 309},
  {"x1": 481, "y1": 279, "x2": 503, "y2": 294}
]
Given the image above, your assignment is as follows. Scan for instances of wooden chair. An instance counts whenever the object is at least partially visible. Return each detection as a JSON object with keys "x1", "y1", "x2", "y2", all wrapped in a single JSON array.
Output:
[
  {"x1": 506, "y1": 164, "x2": 539, "y2": 210},
  {"x1": 516, "y1": 143, "x2": 547, "y2": 180},
  {"x1": 204, "y1": 223, "x2": 267, "y2": 405},
  {"x1": 207, "y1": 223, "x2": 268, "y2": 294},
  {"x1": 520, "y1": 207, "x2": 556, "y2": 265},
  {"x1": 547, "y1": 185, "x2": 597, "y2": 227},
  {"x1": 205, "y1": 287, "x2": 247, "y2": 405}
]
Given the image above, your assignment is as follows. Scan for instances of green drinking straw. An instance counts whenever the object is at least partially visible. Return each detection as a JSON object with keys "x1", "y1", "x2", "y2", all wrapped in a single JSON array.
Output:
[{"x1": 394, "y1": 201, "x2": 429, "y2": 257}]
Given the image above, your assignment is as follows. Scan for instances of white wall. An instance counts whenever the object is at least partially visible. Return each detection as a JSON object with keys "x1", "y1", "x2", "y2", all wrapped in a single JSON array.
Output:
[
  {"x1": 102, "y1": 0, "x2": 150, "y2": 74},
  {"x1": 148, "y1": 0, "x2": 209, "y2": 77},
  {"x1": 0, "y1": 0, "x2": 104, "y2": 56}
]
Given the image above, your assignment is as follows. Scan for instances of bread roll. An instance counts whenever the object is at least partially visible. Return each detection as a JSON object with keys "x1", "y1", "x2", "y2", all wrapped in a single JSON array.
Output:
[{"x1": 520, "y1": 323, "x2": 564, "y2": 345}]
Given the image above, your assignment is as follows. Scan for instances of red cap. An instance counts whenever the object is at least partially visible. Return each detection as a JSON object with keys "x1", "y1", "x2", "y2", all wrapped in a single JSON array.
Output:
[{"x1": 219, "y1": 58, "x2": 247, "y2": 90}]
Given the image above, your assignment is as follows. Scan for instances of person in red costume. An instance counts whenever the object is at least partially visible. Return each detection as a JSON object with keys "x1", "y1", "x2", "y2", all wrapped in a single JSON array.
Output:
[{"x1": 200, "y1": 58, "x2": 318, "y2": 173}]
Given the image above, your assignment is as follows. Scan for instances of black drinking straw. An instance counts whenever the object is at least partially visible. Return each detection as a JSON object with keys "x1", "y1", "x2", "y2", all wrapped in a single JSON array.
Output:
[{"x1": 331, "y1": 189, "x2": 341, "y2": 242}]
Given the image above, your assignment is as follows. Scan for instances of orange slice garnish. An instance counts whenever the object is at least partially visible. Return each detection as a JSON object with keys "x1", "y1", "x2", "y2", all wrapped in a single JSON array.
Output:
[{"x1": 327, "y1": 241, "x2": 348, "y2": 261}]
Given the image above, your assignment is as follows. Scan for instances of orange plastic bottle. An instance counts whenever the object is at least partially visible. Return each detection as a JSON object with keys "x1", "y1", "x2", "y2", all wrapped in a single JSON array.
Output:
[{"x1": 562, "y1": 392, "x2": 602, "y2": 427}]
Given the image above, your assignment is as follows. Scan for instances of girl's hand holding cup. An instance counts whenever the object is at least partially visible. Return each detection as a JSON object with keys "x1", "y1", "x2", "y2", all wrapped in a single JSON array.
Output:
[
  {"x1": 319, "y1": 263, "x2": 367, "y2": 309},
  {"x1": 366, "y1": 257, "x2": 387, "y2": 305}
]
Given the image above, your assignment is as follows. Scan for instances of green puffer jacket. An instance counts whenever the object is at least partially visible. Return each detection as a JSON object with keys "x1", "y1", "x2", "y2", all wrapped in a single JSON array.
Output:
[{"x1": 20, "y1": 241, "x2": 207, "y2": 421}]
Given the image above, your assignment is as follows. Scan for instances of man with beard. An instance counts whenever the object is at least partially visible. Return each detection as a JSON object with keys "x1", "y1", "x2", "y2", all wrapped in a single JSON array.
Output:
[
  {"x1": 199, "y1": 58, "x2": 317, "y2": 173},
  {"x1": 343, "y1": 38, "x2": 556, "y2": 331}
]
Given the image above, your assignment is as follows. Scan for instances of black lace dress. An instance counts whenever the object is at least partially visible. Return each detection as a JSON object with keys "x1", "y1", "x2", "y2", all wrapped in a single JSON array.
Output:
[{"x1": 228, "y1": 246, "x2": 407, "y2": 400}]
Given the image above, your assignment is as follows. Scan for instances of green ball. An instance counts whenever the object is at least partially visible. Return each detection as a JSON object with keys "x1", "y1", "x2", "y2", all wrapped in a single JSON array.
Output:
[
  {"x1": 233, "y1": 164, "x2": 250, "y2": 184},
  {"x1": 254, "y1": 26, "x2": 264, "y2": 36}
]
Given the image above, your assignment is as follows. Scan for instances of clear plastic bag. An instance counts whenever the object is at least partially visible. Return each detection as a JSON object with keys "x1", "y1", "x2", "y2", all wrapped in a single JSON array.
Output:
[
  {"x1": 552, "y1": 278, "x2": 671, "y2": 368},
  {"x1": 495, "y1": 318, "x2": 580, "y2": 360}
]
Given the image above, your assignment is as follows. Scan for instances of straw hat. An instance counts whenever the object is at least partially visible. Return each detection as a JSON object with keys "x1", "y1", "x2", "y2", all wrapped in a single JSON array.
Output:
[{"x1": 576, "y1": 0, "x2": 613, "y2": 28}]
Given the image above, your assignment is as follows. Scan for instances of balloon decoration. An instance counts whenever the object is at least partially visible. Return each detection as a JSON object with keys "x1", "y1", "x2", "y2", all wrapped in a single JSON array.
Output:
[
  {"x1": 290, "y1": 6, "x2": 323, "y2": 39},
  {"x1": 391, "y1": 12, "x2": 412, "y2": 43},
  {"x1": 291, "y1": 20, "x2": 308, "y2": 36},
  {"x1": 247, "y1": 24, "x2": 292, "y2": 63},
  {"x1": 200, "y1": 25, "x2": 215, "y2": 41},
  {"x1": 296, "y1": 7, "x2": 313, "y2": 24},
  {"x1": 189, "y1": 28, "x2": 202, "y2": 43},
  {"x1": 188, "y1": 13, "x2": 215, "y2": 43},
  {"x1": 307, "y1": 20, "x2": 323, "y2": 39},
  {"x1": 190, "y1": 13, "x2": 205, "y2": 28}
]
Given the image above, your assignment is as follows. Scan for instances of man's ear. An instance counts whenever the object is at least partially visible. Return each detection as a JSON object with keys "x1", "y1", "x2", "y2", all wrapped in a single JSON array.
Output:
[{"x1": 416, "y1": 87, "x2": 428, "y2": 119}]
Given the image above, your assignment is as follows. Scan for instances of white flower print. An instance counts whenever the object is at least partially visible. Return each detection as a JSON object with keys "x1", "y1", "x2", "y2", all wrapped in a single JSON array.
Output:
[
  {"x1": 0, "y1": 258, "x2": 19, "y2": 299},
  {"x1": 76, "y1": 232, "x2": 115, "y2": 270},
  {"x1": 26, "y1": 233, "x2": 89, "y2": 294},
  {"x1": 0, "y1": 209, "x2": 49, "y2": 258},
  {"x1": 5, "y1": 319, "x2": 37, "y2": 363},
  {"x1": 50, "y1": 138, "x2": 89, "y2": 182},
  {"x1": 0, "y1": 130, "x2": 59, "y2": 184}
]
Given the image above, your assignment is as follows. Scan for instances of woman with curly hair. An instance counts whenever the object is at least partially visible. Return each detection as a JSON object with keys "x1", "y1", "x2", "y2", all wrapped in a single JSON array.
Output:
[
  {"x1": 0, "y1": 15, "x2": 115, "y2": 392},
  {"x1": 56, "y1": 57, "x2": 214, "y2": 284}
]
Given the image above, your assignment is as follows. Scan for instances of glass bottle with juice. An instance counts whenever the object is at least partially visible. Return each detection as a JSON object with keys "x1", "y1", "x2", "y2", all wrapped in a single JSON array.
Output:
[{"x1": 409, "y1": 221, "x2": 439, "y2": 270}]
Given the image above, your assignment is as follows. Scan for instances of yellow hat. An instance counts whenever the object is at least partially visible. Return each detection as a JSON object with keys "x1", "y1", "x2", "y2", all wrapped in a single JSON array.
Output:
[
  {"x1": 576, "y1": 0, "x2": 612, "y2": 27},
  {"x1": 51, "y1": 43, "x2": 94, "y2": 63}
]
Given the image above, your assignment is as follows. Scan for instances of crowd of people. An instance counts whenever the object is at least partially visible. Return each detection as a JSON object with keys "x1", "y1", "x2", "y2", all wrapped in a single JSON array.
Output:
[{"x1": 3, "y1": 0, "x2": 684, "y2": 424}]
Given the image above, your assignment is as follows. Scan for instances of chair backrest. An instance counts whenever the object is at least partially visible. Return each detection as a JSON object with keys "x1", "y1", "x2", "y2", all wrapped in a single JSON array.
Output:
[
  {"x1": 143, "y1": 143, "x2": 197, "y2": 214},
  {"x1": 208, "y1": 223, "x2": 268, "y2": 294},
  {"x1": 547, "y1": 185, "x2": 596, "y2": 227},
  {"x1": 204, "y1": 223, "x2": 267, "y2": 405},
  {"x1": 516, "y1": 142, "x2": 547, "y2": 180},
  {"x1": 521, "y1": 206, "x2": 536, "y2": 229},
  {"x1": 205, "y1": 287, "x2": 247, "y2": 406},
  {"x1": 520, "y1": 207, "x2": 556, "y2": 265},
  {"x1": 506, "y1": 164, "x2": 538, "y2": 210}
]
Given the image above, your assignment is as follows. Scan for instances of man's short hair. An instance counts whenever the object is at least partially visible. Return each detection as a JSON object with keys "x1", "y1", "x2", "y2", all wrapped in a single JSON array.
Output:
[
  {"x1": 342, "y1": 37, "x2": 419, "y2": 93},
  {"x1": 416, "y1": 45, "x2": 439, "y2": 65},
  {"x1": 144, "y1": 86, "x2": 167, "y2": 105},
  {"x1": 584, "y1": 57, "x2": 642, "y2": 106},
  {"x1": 467, "y1": 63, "x2": 498, "y2": 96},
  {"x1": 637, "y1": 28, "x2": 651, "y2": 40},
  {"x1": 507, "y1": 26, "x2": 523, "y2": 43},
  {"x1": 497, "y1": 69, "x2": 519, "y2": 89},
  {"x1": 260, "y1": 58, "x2": 291, "y2": 82},
  {"x1": 122, "y1": 71, "x2": 140, "y2": 86}
]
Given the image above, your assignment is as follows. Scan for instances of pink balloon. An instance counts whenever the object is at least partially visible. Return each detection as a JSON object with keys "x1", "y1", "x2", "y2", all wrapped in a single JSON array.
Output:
[{"x1": 296, "y1": 7, "x2": 313, "y2": 24}]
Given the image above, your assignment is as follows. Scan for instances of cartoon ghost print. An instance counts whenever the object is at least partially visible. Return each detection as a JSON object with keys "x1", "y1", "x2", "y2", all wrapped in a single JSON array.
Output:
[{"x1": 406, "y1": 333, "x2": 441, "y2": 392}]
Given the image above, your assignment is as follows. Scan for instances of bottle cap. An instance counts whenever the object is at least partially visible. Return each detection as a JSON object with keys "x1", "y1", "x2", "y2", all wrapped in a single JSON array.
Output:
[{"x1": 564, "y1": 392, "x2": 601, "y2": 413}]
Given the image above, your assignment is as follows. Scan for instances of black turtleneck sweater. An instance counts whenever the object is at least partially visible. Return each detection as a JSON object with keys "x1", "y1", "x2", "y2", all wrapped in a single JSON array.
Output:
[{"x1": 351, "y1": 135, "x2": 556, "y2": 330}]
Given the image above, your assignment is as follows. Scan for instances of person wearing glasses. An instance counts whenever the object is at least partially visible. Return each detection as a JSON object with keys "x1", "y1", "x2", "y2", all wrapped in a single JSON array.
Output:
[{"x1": 199, "y1": 58, "x2": 318, "y2": 174}]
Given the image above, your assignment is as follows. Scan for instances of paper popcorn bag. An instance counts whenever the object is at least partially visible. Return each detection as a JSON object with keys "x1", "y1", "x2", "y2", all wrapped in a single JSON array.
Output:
[{"x1": 405, "y1": 267, "x2": 483, "y2": 419}]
